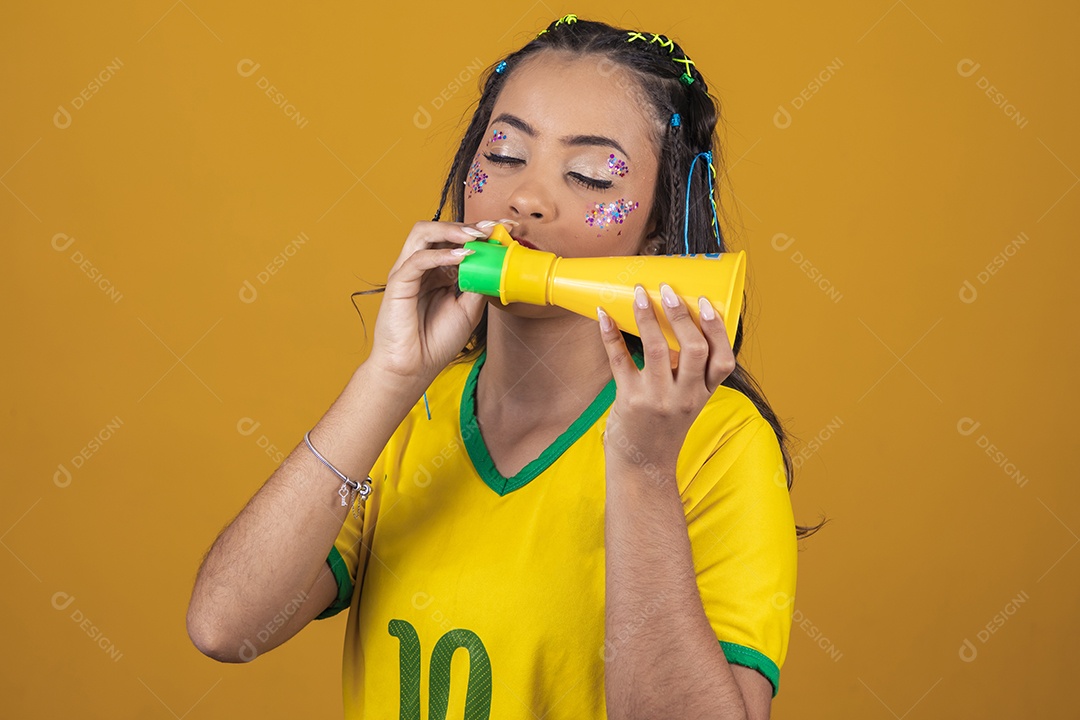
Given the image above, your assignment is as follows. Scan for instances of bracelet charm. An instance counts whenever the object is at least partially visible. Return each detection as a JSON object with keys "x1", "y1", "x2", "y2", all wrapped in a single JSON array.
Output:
[{"x1": 304, "y1": 430, "x2": 374, "y2": 518}]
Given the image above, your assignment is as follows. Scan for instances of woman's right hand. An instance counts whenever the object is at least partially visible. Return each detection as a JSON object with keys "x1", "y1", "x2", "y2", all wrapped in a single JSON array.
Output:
[{"x1": 364, "y1": 220, "x2": 500, "y2": 390}]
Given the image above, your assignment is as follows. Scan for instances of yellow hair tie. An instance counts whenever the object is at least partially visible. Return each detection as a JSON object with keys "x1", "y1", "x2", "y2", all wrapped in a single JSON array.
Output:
[
  {"x1": 626, "y1": 31, "x2": 698, "y2": 85},
  {"x1": 649, "y1": 33, "x2": 675, "y2": 53},
  {"x1": 538, "y1": 13, "x2": 578, "y2": 37}
]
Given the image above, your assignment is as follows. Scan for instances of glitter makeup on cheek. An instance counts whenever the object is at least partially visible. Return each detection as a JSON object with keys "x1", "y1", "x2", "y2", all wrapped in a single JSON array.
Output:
[
  {"x1": 466, "y1": 158, "x2": 488, "y2": 196},
  {"x1": 585, "y1": 198, "x2": 639, "y2": 233},
  {"x1": 489, "y1": 129, "x2": 508, "y2": 142},
  {"x1": 607, "y1": 154, "x2": 629, "y2": 177}
]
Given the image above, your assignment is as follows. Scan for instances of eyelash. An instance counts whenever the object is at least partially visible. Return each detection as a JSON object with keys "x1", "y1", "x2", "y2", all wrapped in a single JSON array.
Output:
[{"x1": 482, "y1": 153, "x2": 614, "y2": 191}]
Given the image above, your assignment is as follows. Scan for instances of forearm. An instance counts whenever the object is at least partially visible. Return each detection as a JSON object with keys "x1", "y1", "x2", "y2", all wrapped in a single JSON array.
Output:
[
  {"x1": 186, "y1": 362, "x2": 419, "y2": 657},
  {"x1": 604, "y1": 457, "x2": 749, "y2": 720}
]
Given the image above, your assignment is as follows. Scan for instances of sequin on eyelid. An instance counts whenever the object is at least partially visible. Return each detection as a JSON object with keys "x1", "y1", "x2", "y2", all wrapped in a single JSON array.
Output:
[
  {"x1": 585, "y1": 198, "x2": 639, "y2": 233},
  {"x1": 489, "y1": 129, "x2": 508, "y2": 142},
  {"x1": 607, "y1": 154, "x2": 629, "y2": 177}
]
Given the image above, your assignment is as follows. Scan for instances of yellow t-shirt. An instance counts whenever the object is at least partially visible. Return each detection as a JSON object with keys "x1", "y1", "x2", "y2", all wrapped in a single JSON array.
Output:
[{"x1": 316, "y1": 347, "x2": 797, "y2": 718}]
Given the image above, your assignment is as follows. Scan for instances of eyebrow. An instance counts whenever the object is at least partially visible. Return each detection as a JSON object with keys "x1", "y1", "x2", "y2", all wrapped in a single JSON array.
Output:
[{"x1": 490, "y1": 113, "x2": 630, "y2": 161}]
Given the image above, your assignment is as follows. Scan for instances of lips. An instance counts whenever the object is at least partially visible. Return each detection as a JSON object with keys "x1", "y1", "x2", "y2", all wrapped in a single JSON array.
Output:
[{"x1": 512, "y1": 236, "x2": 538, "y2": 250}]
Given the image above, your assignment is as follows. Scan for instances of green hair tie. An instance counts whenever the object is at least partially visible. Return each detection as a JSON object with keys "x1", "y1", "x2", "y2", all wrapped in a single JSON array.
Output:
[{"x1": 680, "y1": 73, "x2": 695, "y2": 86}]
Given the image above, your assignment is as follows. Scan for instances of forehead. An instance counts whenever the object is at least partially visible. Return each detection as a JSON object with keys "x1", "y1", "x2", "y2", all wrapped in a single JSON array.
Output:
[{"x1": 490, "y1": 51, "x2": 660, "y2": 157}]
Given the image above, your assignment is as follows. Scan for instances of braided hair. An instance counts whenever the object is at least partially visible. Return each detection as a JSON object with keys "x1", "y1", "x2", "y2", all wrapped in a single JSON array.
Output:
[{"x1": 431, "y1": 15, "x2": 825, "y2": 539}]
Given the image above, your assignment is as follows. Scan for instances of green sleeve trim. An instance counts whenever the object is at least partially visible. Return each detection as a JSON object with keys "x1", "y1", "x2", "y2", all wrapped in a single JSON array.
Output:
[
  {"x1": 719, "y1": 641, "x2": 780, "y2": 698},
  {"x1": 313, "y1": 545, "x2": 354, "y2": 620}
]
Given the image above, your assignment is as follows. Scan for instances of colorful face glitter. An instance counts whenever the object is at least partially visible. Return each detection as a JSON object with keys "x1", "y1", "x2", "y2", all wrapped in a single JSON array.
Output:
[
  {"x1": 466, "y1": 158, "x2": 488, "y2": 195},
  {"x1": 607, "y1": 154, "x2": 629, "y2": 177},
  {"x1": 585, "y1": 198, "x2": 638, "y2": 232},
  {"x1": 489, "y1": 129, "x2": 508, "y2": 143}
]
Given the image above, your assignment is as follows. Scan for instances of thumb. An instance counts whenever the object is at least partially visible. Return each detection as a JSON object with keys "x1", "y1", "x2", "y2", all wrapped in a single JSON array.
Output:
[{"x1": 456, "y1": 290, "x2": 488, "y2": 326}]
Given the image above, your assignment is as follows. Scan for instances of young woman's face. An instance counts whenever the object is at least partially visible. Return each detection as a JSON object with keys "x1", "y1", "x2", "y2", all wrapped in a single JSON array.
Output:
[{"x1": 463, "y1": 51, "x2": 662, "y2": 261}]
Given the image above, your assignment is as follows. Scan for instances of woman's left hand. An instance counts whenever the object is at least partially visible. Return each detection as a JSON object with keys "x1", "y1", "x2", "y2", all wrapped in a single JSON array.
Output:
[{"x1": 597, "y1": 283, "x2": 737, "y2": 476}]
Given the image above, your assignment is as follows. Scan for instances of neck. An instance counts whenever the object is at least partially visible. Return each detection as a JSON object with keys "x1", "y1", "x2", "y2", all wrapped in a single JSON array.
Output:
[{"x1": 477, "y1": 306, "x2": 615, "y2": 417}]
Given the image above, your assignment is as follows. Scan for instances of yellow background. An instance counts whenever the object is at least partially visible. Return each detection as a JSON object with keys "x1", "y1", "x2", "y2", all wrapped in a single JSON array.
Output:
[{"x1": 3, "y1": 2, "x2": 1076, "y2": 717}]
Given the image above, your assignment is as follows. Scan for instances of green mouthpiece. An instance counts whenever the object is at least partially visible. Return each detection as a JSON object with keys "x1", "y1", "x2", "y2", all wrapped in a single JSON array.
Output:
[{"x1": 457, "y1": 239, "x2": 508, "y2": 297}]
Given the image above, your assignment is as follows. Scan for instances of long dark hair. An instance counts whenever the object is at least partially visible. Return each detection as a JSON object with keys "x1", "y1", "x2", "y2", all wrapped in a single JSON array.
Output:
[{"x1": 361, "y1": 16, "x2": 826, "y2": 539}]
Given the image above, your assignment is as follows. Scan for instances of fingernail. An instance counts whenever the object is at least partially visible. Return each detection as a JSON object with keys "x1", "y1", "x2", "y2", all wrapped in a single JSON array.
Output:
[
  {"x1": 634, "y1": 285, "x2": 649, "y2": 309},
  {"x1": 597, "y1": 306, "x2": 613, "y2": 332},
  {"x1": 451, "y1": 247, "x2": 474, "y2": 256},
  {"x1": 660, "y1": 283, "x2": 679, "y2": 308},
  {"x1": 498, "y1": 218, "x2": 520, "y2": 227},
  {"x1": 698, "y1": 296, "x2": 715, "y2": 321},
  {"x1": 461, "y1": 226, "x2": 487, "y2": 237},
  {"x1": 476, "y1": 220, "x2": 497, "y2": 229}
]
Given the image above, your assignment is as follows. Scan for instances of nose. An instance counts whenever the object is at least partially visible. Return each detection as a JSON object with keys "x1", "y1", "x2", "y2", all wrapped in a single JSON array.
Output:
[{"x1": 507, "y1": 173, "x2": 556, "y2": 222}]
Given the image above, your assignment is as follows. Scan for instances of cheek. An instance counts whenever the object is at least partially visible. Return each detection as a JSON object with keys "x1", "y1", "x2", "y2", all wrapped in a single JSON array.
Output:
[
  {"x1": 465, "y1": 152, "x2": 488, "y2": 197},
  {"x1": 583, "y1": 198, "x2": 640, "y2": 236}
]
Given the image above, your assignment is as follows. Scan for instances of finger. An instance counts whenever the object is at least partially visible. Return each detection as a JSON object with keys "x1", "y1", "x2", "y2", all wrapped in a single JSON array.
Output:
[
  {"x1": 456, "y1": 286, "x2": 488, "y2": 325},
  {"x1": 456, "y1": 218, "x2": 519, "y2": 247},
  {"x1": 631, "y1": 284, "x2": 673, "y2": 384},
  {"x1": 387, "y1": 246, "x2": 475, "y2": 301},
  {"x1": 390, "y1": 221, "x2": 492, "y2": 275},
  {"x1": 413, "y1": 250, "x2": 473, "y2": 302},
  {"x1": 442, "y1": 218, "x2": 515, "y2": 245},
  {"x1": 423, "y1": 283, "x2": 486, "y2": 344},
  {"x1": 421, "y1": 259, "x2": 459, "y2": 295},
  {"x1": 658, "y1": 283, "x2": 710, "y2": 387},
  {"x1": 698, "y1": 296, "x2": 737, "y2": 394},
  {"x1": 596, "y1": 305, "x2": 637, "y2": 388}
]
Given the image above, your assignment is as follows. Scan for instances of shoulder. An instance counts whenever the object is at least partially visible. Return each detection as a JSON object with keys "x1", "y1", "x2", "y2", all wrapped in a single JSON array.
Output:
[
  {"x1": 685, "y1": 384, "x2": 775, "y2": 463},
  {"x1": 673, "y1": 382, "x2": 786, "y2": 507}
]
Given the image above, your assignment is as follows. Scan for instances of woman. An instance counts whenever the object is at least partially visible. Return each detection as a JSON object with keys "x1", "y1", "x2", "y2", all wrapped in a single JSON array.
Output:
[{"x1": 188, "y1": 14, "x2": 823, "y2": 720}]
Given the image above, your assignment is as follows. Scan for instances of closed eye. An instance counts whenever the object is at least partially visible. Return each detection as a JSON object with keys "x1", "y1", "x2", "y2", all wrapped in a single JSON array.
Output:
[
  {"x1": 569, "y1": 173, "x2": 612, "y2": 191},
  {"x1": 483, "y1": 152, "x2": 523, "y2": 167},
  {"x1": 483, "y1": 153, "x2": 613, "y2": 191}
]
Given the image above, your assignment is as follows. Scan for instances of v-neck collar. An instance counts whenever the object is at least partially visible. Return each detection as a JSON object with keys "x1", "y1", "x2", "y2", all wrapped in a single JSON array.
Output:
[{"x1": 459, "y1": 346, "x2": 645, "y2": 496}]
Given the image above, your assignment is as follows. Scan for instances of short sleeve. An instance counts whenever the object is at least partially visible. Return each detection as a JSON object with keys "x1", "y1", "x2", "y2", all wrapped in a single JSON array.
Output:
[
  {"x1": 683, "y1": 417, "x2": 797, "y2": 698},
  {"x1": 313, "y1": 449, "x2": 384, "y2": 620}
]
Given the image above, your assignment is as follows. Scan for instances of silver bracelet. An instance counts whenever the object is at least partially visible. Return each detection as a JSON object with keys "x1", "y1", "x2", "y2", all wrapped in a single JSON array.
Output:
[{"x1": 304, "y1": 430, "x2": 372, "y2": 515}]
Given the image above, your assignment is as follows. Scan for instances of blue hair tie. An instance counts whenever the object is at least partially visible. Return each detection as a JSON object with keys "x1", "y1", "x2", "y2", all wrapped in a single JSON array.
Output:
[
  {"x1": 682, "y1": 150, "x2": 721, "y2": 254},
  {"x1": 670, "y1": 113, "x2": 681, "y2": 127},
  {"x1": 495, "y1": 60, "x2": 508, "y2": 74}
]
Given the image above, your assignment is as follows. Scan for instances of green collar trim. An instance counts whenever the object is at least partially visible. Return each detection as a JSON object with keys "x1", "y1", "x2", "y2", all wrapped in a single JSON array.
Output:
[{"x1": 460, "y1": 346, "x2": 644, "y2": 496}]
